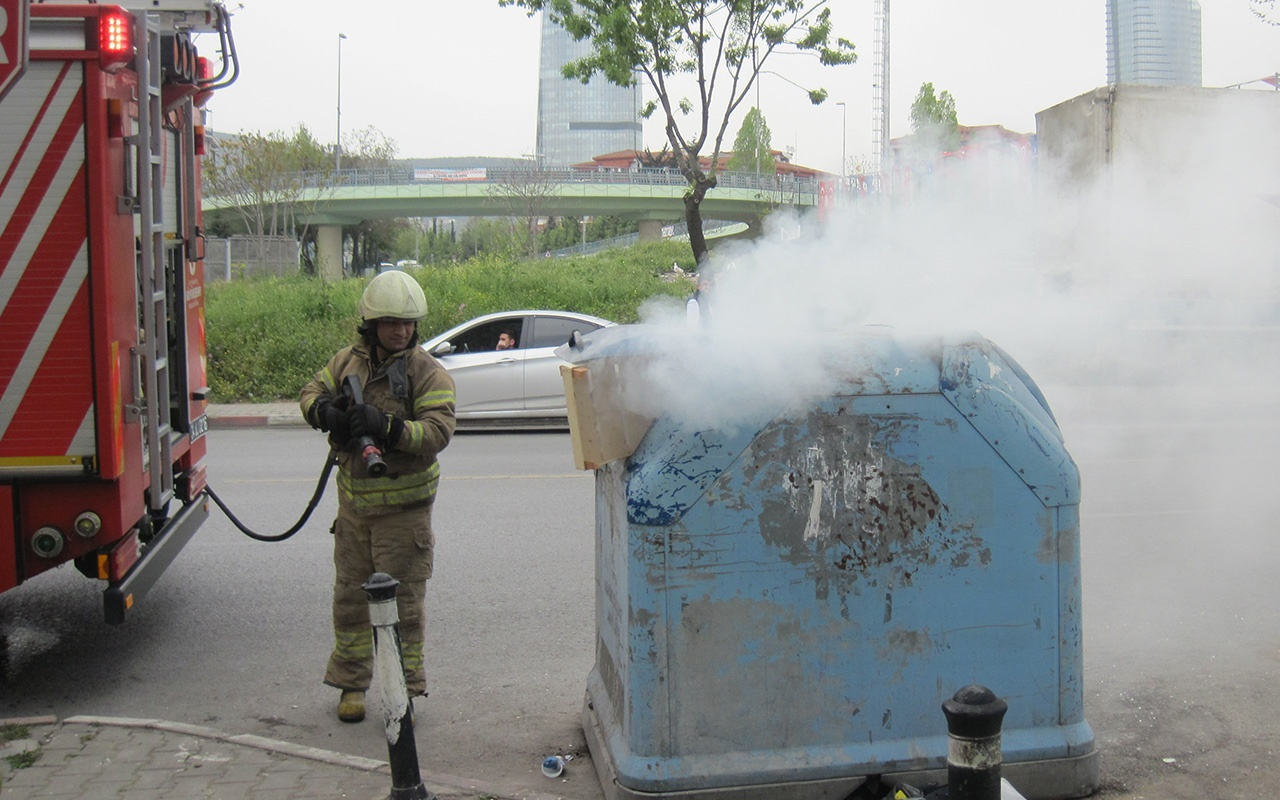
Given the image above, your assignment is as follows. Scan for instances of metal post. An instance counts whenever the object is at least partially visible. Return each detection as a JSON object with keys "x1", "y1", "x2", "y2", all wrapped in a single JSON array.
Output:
[
  {"x1": 362, "y1": 572, "x2": 433, "y2": 800},
  {"x1": 941, "y1": 685, "x2": 1007, "y2": 800},
  {"x1": 336, "y1": 32, "x2": 346, "y2": 171}
]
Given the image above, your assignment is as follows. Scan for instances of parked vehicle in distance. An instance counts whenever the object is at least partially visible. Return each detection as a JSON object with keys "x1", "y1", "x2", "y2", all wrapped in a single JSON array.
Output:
[{"x1": 421, "y1": 310, "x2": 615, "y2": 425}]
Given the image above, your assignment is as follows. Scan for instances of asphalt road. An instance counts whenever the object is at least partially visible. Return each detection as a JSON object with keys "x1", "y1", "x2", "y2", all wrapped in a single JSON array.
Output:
[
  {"x1": 0, "y1": 428, "x2": 603, "y2": 798},
  {"x1": 1055, "y1": 381, "x2": 1280, "y2": 800},
  {"x1": 2, "y1": 378, "x2": 1279, "y2": 800}
]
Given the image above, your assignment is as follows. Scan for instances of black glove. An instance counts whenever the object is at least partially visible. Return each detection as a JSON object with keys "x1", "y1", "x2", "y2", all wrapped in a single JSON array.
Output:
[
  {"x1": 385, "y1": 415, "x2": 406, "y2": 448},
  {"x1": 309, "y1": 397, "x2": 351, "y2": 445},
  {"x1": 348, "y1": 403, "x2": 388, "y2": 443}
]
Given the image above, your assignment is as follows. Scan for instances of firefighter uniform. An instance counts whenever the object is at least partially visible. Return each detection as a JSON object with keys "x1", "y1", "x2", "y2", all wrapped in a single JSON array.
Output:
[{"x1": 299, "y1": 271, "x2": 456, "y2": 721}]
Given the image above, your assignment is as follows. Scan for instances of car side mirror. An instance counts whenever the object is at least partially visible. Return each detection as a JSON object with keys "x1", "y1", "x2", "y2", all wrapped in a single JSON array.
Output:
[{"x1": 431, "y1": 341, "x2": 454, "y2": 356}]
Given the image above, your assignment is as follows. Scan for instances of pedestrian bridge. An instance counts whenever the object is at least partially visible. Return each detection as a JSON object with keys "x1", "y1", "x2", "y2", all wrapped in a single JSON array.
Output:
[
  {"x1": 204, "y1": 166, "x2": 821, "y2": 224},
  {"x1": 202, "y1": 166, "x2": 824, "y2": 278}
]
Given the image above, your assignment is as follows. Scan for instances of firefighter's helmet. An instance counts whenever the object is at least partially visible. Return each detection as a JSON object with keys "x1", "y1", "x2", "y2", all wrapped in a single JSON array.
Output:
[{"x1": 358, "y1": 271, "x2": 427, "y2": 321}]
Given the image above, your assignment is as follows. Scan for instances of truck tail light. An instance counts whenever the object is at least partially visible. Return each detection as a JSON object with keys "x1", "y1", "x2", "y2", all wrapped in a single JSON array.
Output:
[
  {"x1": 98, "y1": 529, "x2": 141, "y2": 581},
  {"x1": 99, "y1": 7, "x2": 133, "y2": 72}
]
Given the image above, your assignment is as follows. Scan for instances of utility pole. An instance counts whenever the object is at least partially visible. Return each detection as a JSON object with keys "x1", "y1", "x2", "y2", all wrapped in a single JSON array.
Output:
[{"x1": 335, "y1": 32, "x2": 346, "y2": 171}]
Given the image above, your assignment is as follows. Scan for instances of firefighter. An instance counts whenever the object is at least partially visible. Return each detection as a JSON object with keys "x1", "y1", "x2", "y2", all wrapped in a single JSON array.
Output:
[{"x1": 299, "y1": 270, "x2": 457, "y2": 723}]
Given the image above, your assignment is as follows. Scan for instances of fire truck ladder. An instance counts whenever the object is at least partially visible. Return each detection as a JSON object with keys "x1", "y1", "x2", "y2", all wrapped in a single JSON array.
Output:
[{"x1": 135, "y1": 11, "x2": 174, "y2": 515}]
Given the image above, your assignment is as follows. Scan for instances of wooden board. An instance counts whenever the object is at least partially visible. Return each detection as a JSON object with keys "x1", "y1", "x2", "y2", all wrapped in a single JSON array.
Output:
[{"x1": 561, "y1": 361, "x2": 653, "y2": 470}]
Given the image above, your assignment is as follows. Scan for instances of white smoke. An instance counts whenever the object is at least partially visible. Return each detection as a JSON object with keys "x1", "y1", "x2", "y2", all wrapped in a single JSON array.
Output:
[{"x1": 626, "y1": 89, "x2": 1279, "y2": 434}]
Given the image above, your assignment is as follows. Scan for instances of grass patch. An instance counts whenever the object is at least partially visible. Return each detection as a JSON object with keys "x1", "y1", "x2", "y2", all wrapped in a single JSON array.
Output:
[
  {"x1": 0, "y1": 725, "x2": 29, "y2": 742},
  {"x1": 4, "y1": 749, "x2": 39, "y2": 770},
  {"x1": 206, "y1": 241, "x2": 694, "y2": 401}
]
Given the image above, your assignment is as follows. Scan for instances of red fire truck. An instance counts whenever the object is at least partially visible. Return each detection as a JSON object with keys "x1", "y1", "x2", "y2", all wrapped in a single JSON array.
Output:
[{"x1": 0, "y1": 0, "x2": 236, "y2": 623}]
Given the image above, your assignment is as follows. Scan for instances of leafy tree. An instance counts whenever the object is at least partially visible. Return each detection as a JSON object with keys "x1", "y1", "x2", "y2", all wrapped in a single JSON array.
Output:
[
  {"x1": 536, "y1": 215, "x2": 640, "y2": 254},
  {"x1": 726, "y1": 107, "x2": 776, "y2": 174},
  {"x1": 590, "y1": 214, "x2": 639, "y2": 240},
  {"x1": 500, "y1": 0, "x2": 855, "y2": 264},
  {"x1": 457, "y1": 218, "x2": 523, "y2": 260},
  {"x1": 908, "y1": 82, "x2": 960, "y2": 157}
]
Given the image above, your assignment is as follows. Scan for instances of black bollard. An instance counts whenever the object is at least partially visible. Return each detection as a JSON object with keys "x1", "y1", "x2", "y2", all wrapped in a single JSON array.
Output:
[
  {"x1": 363, "y1": 572, "x2": 434, "y2": 800},
  {"x1": 941, "y1": 685, "x2": 1008, "y2": 800}
]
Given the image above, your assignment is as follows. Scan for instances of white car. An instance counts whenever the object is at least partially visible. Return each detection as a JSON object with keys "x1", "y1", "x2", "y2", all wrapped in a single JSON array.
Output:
[{"x1": 421, "y1": 310, "x2": 615, "y2": 425}]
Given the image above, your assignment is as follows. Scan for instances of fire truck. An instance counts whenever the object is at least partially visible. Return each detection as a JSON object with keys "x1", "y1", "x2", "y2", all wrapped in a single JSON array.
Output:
[{"x1": 0, "y1": 0, "x2": 236, "y2": 623}]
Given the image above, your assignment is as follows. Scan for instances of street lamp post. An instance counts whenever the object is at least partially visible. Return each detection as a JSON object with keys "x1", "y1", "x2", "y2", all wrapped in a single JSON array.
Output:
[
  {"x1": 336, "y1": 32, "x2": 347, "y2": 171},
  {"x1": 836, "y1": 101, "x2": 847, "y2": 179}
]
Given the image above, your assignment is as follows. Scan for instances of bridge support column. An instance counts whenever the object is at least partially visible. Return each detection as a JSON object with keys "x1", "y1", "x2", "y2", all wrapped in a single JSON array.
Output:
[
  {"x1": 316, "y1": 224, "x2": 344, "y2": 281},
  {"x1": 637, "y1": 220, "x2": 664, "y2": 242}
]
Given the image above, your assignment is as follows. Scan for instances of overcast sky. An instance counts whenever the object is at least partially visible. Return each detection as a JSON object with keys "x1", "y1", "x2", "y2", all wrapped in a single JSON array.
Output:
[{"x1": 200, "y1": 2, "x2": 1278, "y2": 175}]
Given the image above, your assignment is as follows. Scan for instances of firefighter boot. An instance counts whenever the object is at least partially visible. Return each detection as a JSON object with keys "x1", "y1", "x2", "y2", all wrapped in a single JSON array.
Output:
[{"x1": 337, "y1": 690, "x2": 365, "y2": 723}]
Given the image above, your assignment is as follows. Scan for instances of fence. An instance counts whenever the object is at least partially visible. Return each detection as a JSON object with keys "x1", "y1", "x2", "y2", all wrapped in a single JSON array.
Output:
[
  {"x1": 206, "y1": 236, "x2": 299, "y2": 282},
  {"x1": 261, "y1": 165, "x2": 823, "y2": 199}
]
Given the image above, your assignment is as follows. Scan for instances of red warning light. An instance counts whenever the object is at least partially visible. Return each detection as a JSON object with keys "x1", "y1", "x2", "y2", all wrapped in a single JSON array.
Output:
[{"x1": 99, "y1": 7, "x2": 133, "y2": 71}]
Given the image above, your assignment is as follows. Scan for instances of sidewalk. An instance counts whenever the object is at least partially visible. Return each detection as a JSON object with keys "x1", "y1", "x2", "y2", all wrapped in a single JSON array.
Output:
[
  {"x1": 207, "y1": 402, "x2": 307, "y2": 429},
  {"x1": 0, "y1": 715, "x2": 554, "y2": 800}
]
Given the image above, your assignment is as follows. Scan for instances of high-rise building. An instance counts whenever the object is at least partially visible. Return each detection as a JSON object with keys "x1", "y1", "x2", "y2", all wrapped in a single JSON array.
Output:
[
  {"x1": 1106, "y1": 0, "x2": 1202, "y2": 87},
  {"x1": 537, "y1": 11, "x2": 643, "y2": 168}
]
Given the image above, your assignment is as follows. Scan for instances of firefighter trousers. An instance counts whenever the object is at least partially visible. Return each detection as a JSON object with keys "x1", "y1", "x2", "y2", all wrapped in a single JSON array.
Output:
[{"x1": 324, "y1": 502, "x2": 435, "y2": 696}]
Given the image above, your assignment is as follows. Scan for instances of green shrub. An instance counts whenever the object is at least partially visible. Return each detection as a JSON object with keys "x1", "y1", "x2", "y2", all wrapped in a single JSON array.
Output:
[{"x1": 205, "y1": 242, "x2": 694, "y2": 401}]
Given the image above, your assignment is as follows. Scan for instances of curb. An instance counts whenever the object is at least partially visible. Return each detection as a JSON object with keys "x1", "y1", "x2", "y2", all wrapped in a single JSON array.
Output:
[
  {"x1": 208, "y1": 415, "x2": 269, "y2": 428},
  {"x1": 63, "y1": 716, "x2": 390, "y2": 773},
  {"x1": 208, "y1": 413, "x2": 308, "y2": 430}
]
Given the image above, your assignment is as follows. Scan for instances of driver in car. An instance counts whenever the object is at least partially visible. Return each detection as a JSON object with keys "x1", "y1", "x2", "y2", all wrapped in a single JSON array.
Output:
[{"x1": 495, "y1": 329, "x2": 517, "y2": 351}]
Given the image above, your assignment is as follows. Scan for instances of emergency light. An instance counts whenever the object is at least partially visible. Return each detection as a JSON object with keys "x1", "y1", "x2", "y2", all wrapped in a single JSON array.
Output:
[
  {"x1": 98, "y1": 7, "x2": 133, "y2": 72},
  {"x1": 194, "y1": 56, "x2": 214, "y2": 107}
]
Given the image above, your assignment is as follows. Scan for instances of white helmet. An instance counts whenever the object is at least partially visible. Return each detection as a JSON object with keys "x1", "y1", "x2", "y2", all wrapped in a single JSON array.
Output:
[{"x1": 358, "y1": 271, "x2": 427, "y2": 321}]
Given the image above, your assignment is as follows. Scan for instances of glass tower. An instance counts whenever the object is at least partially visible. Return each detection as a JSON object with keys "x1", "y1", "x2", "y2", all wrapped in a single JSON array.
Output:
[
  {"x1": 537, "y1": 11, "x2": 643, "y2": 167},
  {"x1": 1106, "y1": 0, "x2": 1202, "y2": 87}
]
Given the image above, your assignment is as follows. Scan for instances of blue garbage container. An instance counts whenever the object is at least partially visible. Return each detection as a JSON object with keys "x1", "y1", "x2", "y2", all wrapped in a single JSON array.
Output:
[{"x1": 567, "y1": 326, "x2": 1098, "y2": 800}]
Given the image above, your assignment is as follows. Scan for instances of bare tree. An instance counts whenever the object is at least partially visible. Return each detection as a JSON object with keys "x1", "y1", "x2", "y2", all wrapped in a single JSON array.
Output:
[
  {"x1": 203, "y1": 125, "x2": 332, "y2": 268},
  {"x1": 487, "y1": 158, "x2": 562, "y2": 257}
]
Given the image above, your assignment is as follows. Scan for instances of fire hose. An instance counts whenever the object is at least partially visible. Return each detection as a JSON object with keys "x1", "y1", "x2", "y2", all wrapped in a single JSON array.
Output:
[{"x1": 206, "y1": 375, "x2": 386, "y2": 543}]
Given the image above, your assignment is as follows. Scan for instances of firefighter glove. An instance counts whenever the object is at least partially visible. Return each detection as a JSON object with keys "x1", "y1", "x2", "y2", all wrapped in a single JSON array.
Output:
[
  {"x1": 385, "y1": 415, "x2": 406, "y2": 448},
  {"x1": 310, "y1": 398, "x2": 351, "y2": 444},
  {"x1": 348, "y1": 403, "x2": 388, "y2": 443}
]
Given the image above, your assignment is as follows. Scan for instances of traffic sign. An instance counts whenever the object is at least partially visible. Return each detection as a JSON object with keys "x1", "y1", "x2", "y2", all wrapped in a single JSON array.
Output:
[{"x1": 0, "y1": 0, "x2": 28, "y2": 102}]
